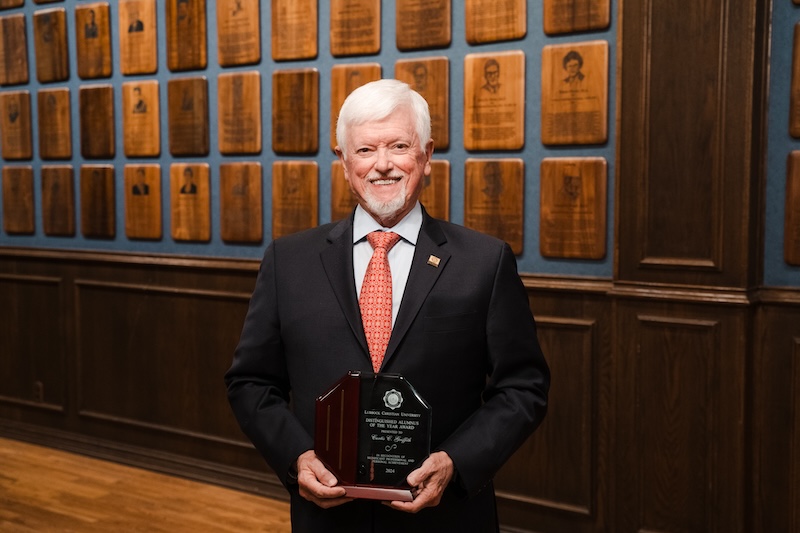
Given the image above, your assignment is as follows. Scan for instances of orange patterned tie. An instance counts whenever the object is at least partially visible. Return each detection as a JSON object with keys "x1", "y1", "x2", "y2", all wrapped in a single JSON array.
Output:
[{"x1": 360, "y1": 231, "x2": 402, "y2": 372}]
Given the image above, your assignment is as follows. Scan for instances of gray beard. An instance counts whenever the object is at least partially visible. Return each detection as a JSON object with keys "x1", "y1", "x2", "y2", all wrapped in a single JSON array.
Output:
[{"x1": 362, "y1": 181, "x2": 408, "y2": 223}]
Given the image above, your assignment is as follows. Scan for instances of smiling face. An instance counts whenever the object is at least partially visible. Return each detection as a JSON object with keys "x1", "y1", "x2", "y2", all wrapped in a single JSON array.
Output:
[{"x1": 336, "y1": 106, "x2": 433, "y2": 228}]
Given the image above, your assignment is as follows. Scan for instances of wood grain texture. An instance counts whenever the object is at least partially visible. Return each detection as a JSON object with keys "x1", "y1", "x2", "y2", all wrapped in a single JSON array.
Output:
[
  {"x1": 330, "y1": 161, "x2": 357, "y2": 221},
  {"x1": 465, "y1": 0, "x2": 526, "y2": 44},
  {"x1": 271, "y1": 0, "x2": 317, "y2": 61},
  {"x1": 33, "y1": 8, "x2": 69, "y2": 83},
  {"x1": 170, "y1": 163, "x2": 210, "y2": 241},
  {"x1": 543, "y1": 0, "x2": 610, "y2": 35},
  {"x1": 75, "y1": 3, "x2": 112, "y2": 79},
  {"x1": 220, "y1": 161, "x2": 262, "y2": 243},
  {"x1": 167, "y1": 76, "x2": 209, "y2": 156},
  {"x1": 41, "y1": 164, "x2": 75, "y2": 236},
  {"x1": 330, "y1": 0, "x2": 380, "y2": 57},
  {"x1": 217, "y1": 0, "x2": 260, "y2": 66},
  {"x1": 463, "y1": 158, "x2": 524, "y2": 254},
  {"x1": 791, "y1": 25, "x2": 800, "y2": 139},
  {"x1": 0, "y1": 13, "x2": 29, "y2": 85},
  {"x1": 330, "y1": 63, "x2": 381, "y2": 150},
  {"x1": 79, "y1": 84, "x2": 115, "y2": 159},
  {"x1": 271, "y1": 161, "x2": 318, "y2": 239},
  {"x1": 218, "y1": 71, "x2": 261, "y2": 154},
  {"x1": 395, "y1": 0, "x2": 450, "y2": 51},
  {"x1": 122, "y1": 80, "x2": 160, "y2": 157},
  {"x1": 785, "y1": 152, "x2": 800, "y2": 265},
  {"x1": 80, "y1": 164, "x2": 115, "y2": 238},
  {"x1": 0, "y1": 90, "x2": 32, "y2": 160},
  {"x1": 166, "y1": 0, "x2": 207, "y2": 71},
  {"x1": 38, "y1": 88, "x2": 72, "y2": 160},
  {"x1": 119, "y1": 0, "x2": 157, "y2": 75},
  {"x1": 272, "y1": 68, "x2": 318, "y2": 154},
  {"x1": 395, "y1": 57, "x2": 449, "y2": 149},
  {"x1": 2, "y1": 165, "x2": 34, "y2": 233},
  {"x1": 0, "y1": 0, "x2": 24, "y2": 8},
  {"x1": 420, "y1": 160, "x2": 450, "y2": 221},
  {"x1": 124, "y1": 164, "x2": 161, "y2": 240}
]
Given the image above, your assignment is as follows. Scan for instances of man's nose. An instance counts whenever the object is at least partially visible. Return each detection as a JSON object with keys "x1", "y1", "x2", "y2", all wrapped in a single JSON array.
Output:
[{"x1": 375, "y1": 147, "x2": 394, "y2": 172}]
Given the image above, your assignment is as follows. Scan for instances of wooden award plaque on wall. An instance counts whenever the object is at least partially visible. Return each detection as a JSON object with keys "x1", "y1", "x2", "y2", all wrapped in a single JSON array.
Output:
[
  {"x1": 272, "y1": 69, "x2": 318, "y2": 154},
  {"x1": 217, "y1": 0, "x2": 260, "y2": 66},
  {"x1": 75, "y1": 3, "x2": 112, "y2": 79},
  {"x1": 540, "y1": 157, "x2": 607, "y2": 259},
  {"x1": 464, "y1": 158, "x2": 524, "y2": 254},
  {"x1": 119, "y1": 0, "x2": 157, "y2": 75},
  {"x1": 395, "y1": 57, "x2": 450, "y2": 149},
  {"x1": 41, "y1": 165, "x2": 75, "y2": 236},
  {"x1": 170, "y1": 163, "x2": 210, "y2": 242},
  {"x1": 167, "y1": 77, "x2": 209, "y2": 156},
  {"x1": 790, "y1": 24, "x2": 800, "y2": 138},
  {"x1": 80, "y1": 164, "x2": 115, "y2": 238},
  {"x1": 465, "y1": 0, "x2": 526, "y2": 44},
  {"x1": 543, "y1": 0, "x2": 610, "y2": 35},
  {"x1": 541, "y1": 40, "x2": 608, "y2": 145},
  {"x1": 330, "y1": 0, "x2": 380, "y2": 57},
  {"x1": 330, "y1": 63, "x2": 382, "y2": 150},
  {"x1": 464, "y1": 51, "x2": 525, "y2": 151},
  {"x1": 785, "y1": 152, "x2": 800, "y2": 265},
  {"x1": 79, "y1": 84, "x2": 115, "y2": 158},
  {"x1": 0, "y1": 0, "x2": 24, "y2": 8},
  {"x1": 38, "y1": 88, "x2": 72, "y2": 160},
  {"x1": 124, "y1": 164, "x2": 161, "y2": 240},
  {"x1": 420, "y1": 160, "x2": 450, "y2": 221},
  {"x1": 219, "y1": 71, "x2": 262, "y2": 154},
  {"x1": 271, "y1": 0, "x2": 317, "y2": 61},
  {"x1": 272, "y1": 161, "x2": 318, "y2": 239},
  {"x1": 0, "y1": 14, "x2": 29, "y2": 85},
  {"x1": 396, "y1": 0, "x2": 450, "y2": 51},
  {"x1": 220, "y1": 162, "x2": 262, "y2": 243},
  {"x1": 330, "y1": 161, "x2": 357, "y2": 221},
  {"x1": 166, "y1": 0, "x2": 207, "y2": 71},
  {"x1": 2, "y1": 165, "x2": 34, "y2": 234},
  {"x1": 0, "y1": 91, "x2": 32, "y2": 160},
  {"x1": 122, "y1": 80, "x2": 160, "y2": 157},
  {"x1": 33, "y1": 8, "x2": 69, "y2": 83}
]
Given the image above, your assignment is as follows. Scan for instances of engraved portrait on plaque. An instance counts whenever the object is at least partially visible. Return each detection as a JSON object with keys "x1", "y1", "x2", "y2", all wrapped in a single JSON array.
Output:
[
  {"x1": 395, "y1": 57, "x2": 449, "y2": 150},
  {"x1": 419, "y1": 160, "x2": 450, "y2": 221},
  {"x1": 75, "y1": 3, "x2": 112, "y2": 79},
  {"x1": 272, "y1": 161, "x2": 318, "y2": 239},
  {"x1": 166, "y1": 0, "x2": 207, "y2": 71},
  {"x1": 217, "y1": 0, "x2": 260, "y2": 66},
  {"x1": 0, "y1": 90, "x2": 32, "y2": 160},
  {"x1": 170, "y1": 163, "x2": 210, "y2": 241},
  {"x1": 464, "y1": 159, "x2": 524, "y2": 254},
  {"x1": 272, "y1": 69, "x2": 319, "y2": 154},
  {"x1": 33, "y1": 8, "x2": 69, "y2": 83},
  {"x1": 220, "y1": 162, "x2": 262, "y2": 243},
  {"x1": 119, "y1": 0, "x2": 157, "y2": 74},
  {"x1": 0, "y1": 14, "x2": 29, "y2": 85},
  {"x1": 272, "y1": 0, "x2": 317, "y2": 60},
  {"x1": 123, "y1": 80, "x2": 160, "y2": 157},
  {"x1": 168, "y1": 77, "x2": 209, "y2": 156},
  {"x1": 330, "y1": 64, "x2": 382, "y2": 150},
  {"x1": 124, "y1": 164, "x2": 161, "y2": 240},
  {"x1": 38, "y1": 88, "x2": 72, "y2": 159},
  {"x1": 219, "y1": 71, "x2": 261, "y2": 154}
]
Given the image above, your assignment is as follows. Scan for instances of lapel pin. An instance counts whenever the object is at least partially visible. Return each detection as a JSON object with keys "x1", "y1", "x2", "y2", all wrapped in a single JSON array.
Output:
[{"x1": 427, "y1": 255, "x2": 441, "y2": 267}]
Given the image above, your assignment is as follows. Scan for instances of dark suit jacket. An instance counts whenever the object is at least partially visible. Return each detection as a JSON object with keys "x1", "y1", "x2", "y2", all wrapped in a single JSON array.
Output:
[{"x1": 225, "y1": 208, "x2": 549, "y2": 532}]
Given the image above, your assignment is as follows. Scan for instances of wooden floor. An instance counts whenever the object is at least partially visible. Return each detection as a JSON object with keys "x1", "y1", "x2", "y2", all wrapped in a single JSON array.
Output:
[{"x1": 0, "y1": 437, "x2": 291, "y2": 532}]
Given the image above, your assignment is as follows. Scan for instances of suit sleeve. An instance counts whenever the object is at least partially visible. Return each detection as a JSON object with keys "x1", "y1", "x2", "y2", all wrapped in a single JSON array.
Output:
[
  {"x1": 224, "y1": 243, "x2": 314, "y2": 486},
  {"x1": 437, "y1": 243, "x2": 550, "y2": 496}
]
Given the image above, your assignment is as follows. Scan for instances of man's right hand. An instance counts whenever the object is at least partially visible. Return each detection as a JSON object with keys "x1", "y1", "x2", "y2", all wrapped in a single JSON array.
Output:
[{"x1": 295, "y1": 449, "x2": 353, "y2": 508}]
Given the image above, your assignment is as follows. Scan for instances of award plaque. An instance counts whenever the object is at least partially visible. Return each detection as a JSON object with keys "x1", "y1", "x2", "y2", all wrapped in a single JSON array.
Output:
[
  {"x1": 791, "y1": 24, "x2": 800, "y2": 138},
  {"x1": 465, "y1": 0, "x2": 526, "y2": 44},
  {"x1": 464, "y1": 51, "x2": 525, "y2": 151},
  {"x1": 540, "y1": 157, "x2": 607, "y2": 259},
  {"x1": 271, "y1": 0, "x2": 317, "y2": 61},
  {"x1": 38, "y1": 88, "x2": 72, "y2": 160},
  {"x1": 464, "y1": 158, "x2": 524, "y2": 254},
  {"x1": 331, "y1": 161, "x2": 357, "y2": 221},
  {"x1": 271, "y1": 161, "x2": 318, "y2": 239},
  {"x1": 217, "y1": 0, "x2": 260, "y2": 66},
  {"x1": 166, "y1": 0, "x2": 207, "y2": 71},
  {"x1": 544, "y1": 0, "x2": 610, "y2": 35},
  {"x1": 119, "y1": 0, "x2": 157, "y2": 75},
  {"x1": 167, "y1": 76, "x2": 209, "y2": 156},
  {"x1": 330, "y1": 0, "x2": 380, "y2": 57},
  {"x1": 0, "y1": 14, "x2": 29, "y2": 85},
  {"x1": 219, "y1": 70, "x2": 261, "y2": 154},
  {"x1": 80, "y1": 164, "x2": 115, "y2": 239},
  {"x1": 75, "y1": 3, "x2": 112, "y2": 79},
  {"x1": 0, "y1": 0, "x2": 24, "y2": 8},
  {"x1": 330, "y1": 63, "x2": 382, "y2": 150},
  {"x1": 272, "y1": 69, "x2": 318, "y2": 154},
  {"x1": 123, "y1": 80, "x2": 160, "y2": 157},
  {"x1": 220, "y1": 162, "x2": 262, "y2": 243},
  {"x1": 2, "y1": 165, "x2": 34, "y2": 234},
  {"x1": 541, "y1": 40, "x2": 608, "y2": 145},
  {"x1": 785, "y1": 152, "x2": 800, "y2": 266},
  {"x1": 395, "y1": 0, "x2": 450, "y2": 51},
  {"x1": 0, "y1": 90, "x2": 32, "y2": 160},
  {"x1": 124, "y1": 164, "x2": 161, "y2": 240},
  {"x1": 315, "y1": 372, "x2": 431, "y2": 501},
  {"x1": 170, "y1": 163, "x2": 210, "y2": 242},
  {"x1": 41, "y1": 165, "x2": 75, "y2": 236},
  {"x1": 395, "y1": 57, "x2": 449, "y2": 149},
  {"x1": 79, "y1": 84, "x2": 115, "y2": 159},
  {"x1": 420, "y1": 160, "x2": 450, "y2": 221},
  {"x1": 33, "y1": 8, "x2": 69, "y2": 83}
]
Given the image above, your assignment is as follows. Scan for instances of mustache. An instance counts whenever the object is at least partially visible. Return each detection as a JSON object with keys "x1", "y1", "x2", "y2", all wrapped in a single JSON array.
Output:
[{"x1": 366, "y1": 172, "x2": 404, "y2": 182}]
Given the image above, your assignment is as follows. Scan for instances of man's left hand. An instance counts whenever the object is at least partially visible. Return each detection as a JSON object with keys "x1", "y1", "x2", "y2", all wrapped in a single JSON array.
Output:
[{"x1": 386, "y1": 451, "x2": 454, "y2": 513}]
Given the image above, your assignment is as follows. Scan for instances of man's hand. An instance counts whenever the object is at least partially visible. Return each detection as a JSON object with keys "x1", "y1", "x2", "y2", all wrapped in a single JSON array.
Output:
[
  {"x1": 295, "y1": 449, "x2": 353, "y2": 508},
  {"x1": 386, "y1": 451, "x2": 454, "y2": 513}
]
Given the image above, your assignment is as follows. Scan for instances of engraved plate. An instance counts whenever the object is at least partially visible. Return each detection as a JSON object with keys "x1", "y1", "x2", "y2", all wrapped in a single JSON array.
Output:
[
  {"x1": 41, "y1": 165, "x2": 75, "y2": 236},
  {"x1": 219, "y1": 71, "x2": 261, "y2": 154},
  {"x1": 273, "y1": 69, "x2": 318, "y2": 154},
  {"x1": 2, "y1": 165, "x2": 34, "y2": 234},
  {"x1": 272, "y1": 161, "x2": 318, "y2": 239},
  {"x1": 541, "y1": 40, "x2": 608, "y2": 145},
  {"x1": 123, "y1": 80, "x2": 160, "y2": 157},
  {"x1": 331, "y1": 161, "x2": 357, "y2": 221},
  {"x1": 464, "y1": 51, "x2": 525, "y2": 151},
  {"x1": 420, "y1": 160, "x2": 450, "y2": 221},
  {"x1": 124, "y1": 164, "x2": 161, "y2": 240},
  {"x1": 540, "y1": 157, "x2": 607, "y2": 259},
  {"x1": 330, "y1": 0, "x2": 380, "y2": 57},
  {"x1": 166, "y1": 0, "x2": 207, "y2": 71},
  {"x1": 79, "y1": 84, "x2": 115, "y2": 158},
  {"x1": 75, "y1": 3, "x2": 112, "y2": 79},
  {"x1": 395, "y1": 57, "x2": 449, "y2": 149},
  {"x1": 396, "y1": 0, "x2": 450, "y2": 51},
  {"x1": 271, "y1": 0, "x2": 317, "y2": 61},
  {"x1": 330, "y1": 63, "x2": 382, "y2": 150},
  {"x1": 786, "y1": 152, "x2": 800, "y2": 265},
  {"x1": 170, "y1": 163, "x2": 210, "y2": 241},
  {"x1": 464, "y1": 158, "x2": 524, "y2": 254},
  {"x1": 0, "y1": 0, "x2": 24, "y2": 9},
  {"x1": 791, "y1": 25, "x2": 800, "y2": 138},
  {"x1": 38, "y1": 88, "x2": 72, "y2": 160},
  {"x1": 217, "y1": 0, "x2": 260, "y2": 66},
  {"x1": 80, "y1": 164, "x2": 115, "y2": 238},
  {"x1": 33, "y1": 8, "x2": 69, "y2": 83},
  {"x1": 168, "y1": 76, "x2": 209, "y2": 156},
  {"x1": 220, "y1": 161, "x2": 262, "y2": 243},
  {"x1": 544, "y1": 0, "x2": 610, "y2": 35},
  {"x1": 0, "y1": 14, "x2": 29, "y2": 85},
  {"x1": 465, "y1": 0, "x2": 526, "y2": 44},
  {"x1": 119, "y1": 0, "x2": 157, "y2": 75},
  {"x1": 0, "y1": 91, "x2": 32, "y2": 160}
]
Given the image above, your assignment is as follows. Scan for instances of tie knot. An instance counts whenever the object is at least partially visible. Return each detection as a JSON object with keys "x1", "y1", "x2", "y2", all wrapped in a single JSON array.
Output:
[{"x1": 367, "y1": 231, "x2": 401, "y2": 252}]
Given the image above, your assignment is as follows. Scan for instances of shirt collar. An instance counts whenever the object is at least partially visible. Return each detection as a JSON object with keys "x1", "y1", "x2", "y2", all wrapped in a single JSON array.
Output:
[{"x1": 353, "y1": 202, "x2": 423, "y2": 245}]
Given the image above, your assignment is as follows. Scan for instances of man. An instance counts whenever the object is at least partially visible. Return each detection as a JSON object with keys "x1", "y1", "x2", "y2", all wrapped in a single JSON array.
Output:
[
  {"x1": 562, "y1": 50, "x2": 585, "y2": 89},
  {"x1": 481, "y1": 59, "x2": 501, "y2": 94},
  {"x1": 225, "y1": 79, "x2": 549, "y2": 532}
]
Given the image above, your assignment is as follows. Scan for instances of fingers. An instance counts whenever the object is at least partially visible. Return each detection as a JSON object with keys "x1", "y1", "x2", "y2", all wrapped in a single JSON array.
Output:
[
  {"x1": 386, "y1": 451, "x2": 454, "y2": 514},
  {"x1": 295, "y1": 450, "x2": 352, "y2": 508}
]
